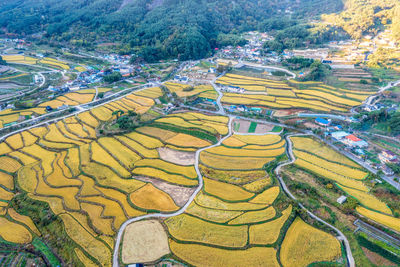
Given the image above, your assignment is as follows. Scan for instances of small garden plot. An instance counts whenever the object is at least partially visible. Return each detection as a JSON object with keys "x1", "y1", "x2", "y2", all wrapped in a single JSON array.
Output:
[
  {"x1": 129, "y1": 183, "x2": 179, "y2": 212},
  {"x1": 158, "y1": 147, "x2": 195, "y2": 166},
  {"x1": 165, "y1": 214, "x2": 248, "y2": 247},
  {"x1": 122, "y1": 220, "x2": 170, "y2": 264},
  {"x1": 280, "y1": 217, "x2": 341, "y2": 267}
]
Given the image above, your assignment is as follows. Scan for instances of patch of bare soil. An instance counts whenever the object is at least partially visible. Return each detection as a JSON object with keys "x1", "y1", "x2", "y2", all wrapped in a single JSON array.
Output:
[
  {"x1": 135, "y1": 176, "x2": 196, "y2": 207},
  {"x1": 361, "y1": 247, "x2": 397, "y2": 266},
  {"x1": 122, "y1": 220, "x2": 170, "y2": 264},
  {"x1": 255, "y1": 123, "x2": 274, "y2": 133},
  {"x1": 158, "y1": 147, "x2": 195, "y2": 166}
]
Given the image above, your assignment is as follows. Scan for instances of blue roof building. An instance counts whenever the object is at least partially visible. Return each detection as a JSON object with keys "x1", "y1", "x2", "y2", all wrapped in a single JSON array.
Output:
[{"x1": 315, "y1": 117, "x2": 331, "y2": 126}]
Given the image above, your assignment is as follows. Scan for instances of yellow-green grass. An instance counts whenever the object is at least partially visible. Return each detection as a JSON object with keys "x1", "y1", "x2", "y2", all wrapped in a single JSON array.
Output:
[
  {"x1": 169, "y1": 240, "x2": 279, "y2": 267},
  {"x1": 280, "y1": 217, "x2": 341, "y2": 267},
  {"x1": 249, "y1": 205, "x2": 292, "y2": 245},
  {"x1": 165, "y1": 214, "x2": 248, "y2": 247}
]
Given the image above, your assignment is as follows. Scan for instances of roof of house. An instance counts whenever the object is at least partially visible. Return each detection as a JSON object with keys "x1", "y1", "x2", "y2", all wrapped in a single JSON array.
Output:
[
  {"x1": 315, "y1": 117, "x2": 330, "y2": 125},
  {"x1": 346, "y1": 134, "x2": 362, "y2": 142},
  {"x1": 332, "y1": 131, "x2": 350, "y2": 139}
]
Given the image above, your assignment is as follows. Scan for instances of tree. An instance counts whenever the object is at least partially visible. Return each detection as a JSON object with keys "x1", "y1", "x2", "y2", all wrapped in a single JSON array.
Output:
[
  {"x1": 0, "y1": 56, "x2": 6, "y2": 65},
  {"x1": 104, "y1": 72, "x2": 122, "y2": 83},
  {"x1": 112, "y1": 110, "x2": 124, "y2": 119}
]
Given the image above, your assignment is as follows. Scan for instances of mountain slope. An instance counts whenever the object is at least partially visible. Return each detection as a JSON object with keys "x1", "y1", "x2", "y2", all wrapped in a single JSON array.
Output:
[{"x1": 0, "y1": 0, "x2": 344, "y2": 61}]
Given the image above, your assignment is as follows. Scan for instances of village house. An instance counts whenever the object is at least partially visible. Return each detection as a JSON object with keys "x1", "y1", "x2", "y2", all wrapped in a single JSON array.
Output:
[{"x1": 378, "y1": 150, "x2": 398, "y2": 164}]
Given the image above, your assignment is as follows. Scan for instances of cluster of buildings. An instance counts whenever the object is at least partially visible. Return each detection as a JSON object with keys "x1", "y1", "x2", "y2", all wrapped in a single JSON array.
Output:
[
  {"x1": 331, "y1": 131, "x2": 368, "y2": 148},
  {"x1": 215, "y1": 32, "x2": 274, "y2": 63}
]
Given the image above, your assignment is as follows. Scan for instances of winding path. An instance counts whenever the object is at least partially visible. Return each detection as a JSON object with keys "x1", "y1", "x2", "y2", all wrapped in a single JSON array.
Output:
[
  {"x1": 112, "y1": 117, "x2": 234, "y2": 267},
  {"x1": 275, "y1": 134, "x2": 355, "y2": 267}
]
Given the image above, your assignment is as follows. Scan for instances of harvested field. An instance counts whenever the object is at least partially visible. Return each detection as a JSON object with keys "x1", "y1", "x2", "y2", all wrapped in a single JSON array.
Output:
[
  {"x1": 158, "y1": 147, "x2": 195, "y2": 165},
  {"x1": 122, "y1": 220, "x2": 170, "y2": 264}
]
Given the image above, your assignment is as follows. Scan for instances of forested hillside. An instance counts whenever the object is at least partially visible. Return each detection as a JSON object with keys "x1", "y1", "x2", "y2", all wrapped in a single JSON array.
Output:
[
  {"x1": 0, "y1": 0, "x2": 343, "y2": 61},
  {"x1": 323, "y1": 0, "x2": 400, "y2": 40}
]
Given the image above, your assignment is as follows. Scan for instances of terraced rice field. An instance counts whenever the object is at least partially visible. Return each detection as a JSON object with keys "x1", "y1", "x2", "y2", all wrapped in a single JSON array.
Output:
[
  {"x1": 291, "y1": 136, "x2": 398, "y2": 233},
  {"x1": 165, "y1": 82, "x2": 218, "y2": 100},
  {"x1": 217, "y1": 73, "x2": 375, "y2": 112}
]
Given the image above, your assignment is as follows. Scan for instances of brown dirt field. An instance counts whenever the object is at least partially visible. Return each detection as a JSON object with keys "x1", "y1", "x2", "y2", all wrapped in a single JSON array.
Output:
[
  {"x1": 361, "y1": 247, "x2": 397, "y2": 266},
  {"x1": 233, "y1": 119, "x2": 251, "y2": 133},
  {"x1": 158, "y1": 147, "x2": 195, "y2": 166},
  {"x1": 134, "y1": 176, "x2": 196, "y2": 206},
  {"x1": 122, "y1": 220, "x2": 170, "y2": 264},
  {"x1": 255, "y1": 123, "x2": 274, "y2": 134},
  {"x1": 273, "y1": 109, "x2": 302, "y2": 117}
]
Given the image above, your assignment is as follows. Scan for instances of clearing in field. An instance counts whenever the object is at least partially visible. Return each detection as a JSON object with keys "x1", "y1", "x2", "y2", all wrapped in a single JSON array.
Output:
[{"x1": 122, "y1": 220, "x2": 170, "y2": 264}]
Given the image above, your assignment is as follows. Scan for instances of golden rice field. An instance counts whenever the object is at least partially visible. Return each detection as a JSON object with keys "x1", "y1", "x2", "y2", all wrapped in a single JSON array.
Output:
[
  {"x1": 280, "y1": 217, "x2": 341, "y2": 267},
  {"x1": 291, "y1": 136, "x2": 399, "y2": 233},
  {"x1": 0, "y1": 81, "x2": 347, "y2": 267},
  {"x1": 165, "y1": 82, "x2": 218, "y2": 99},
  {"x1": 216, "y1": 73, "x2": 374, "y2": 112}
]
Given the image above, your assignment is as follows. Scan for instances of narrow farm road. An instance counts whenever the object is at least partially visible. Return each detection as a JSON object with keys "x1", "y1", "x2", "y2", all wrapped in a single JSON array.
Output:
[
  {"x1": 275, "y1": 134, "x2": 355, "y2": 267},
  {"x1": 112, "y1": 116, "x2": 234, "y2": 267}
]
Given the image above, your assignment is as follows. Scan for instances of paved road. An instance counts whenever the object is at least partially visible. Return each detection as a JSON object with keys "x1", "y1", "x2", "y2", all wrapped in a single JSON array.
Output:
[
  {"x1": 364, "y1": 80, "x2": 400, "y2": 106},
  {"x1": 275, "y1": 134, "x2": 355, "y2": 267},
  {"x1": 111, "y1": 117, "x2": 234, "y2": 267},
  {"x1": 235, "y1": 61, "x2": 296, "y2": 79}
]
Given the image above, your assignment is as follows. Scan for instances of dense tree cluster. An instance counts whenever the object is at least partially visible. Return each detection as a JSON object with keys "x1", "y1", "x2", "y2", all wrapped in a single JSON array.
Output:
[
  {"x1": 0, "y1": 0, "x2": 343, "y2": 61},
  {"x1": 322, "y1": 0, "x2": 400, "y2": 40}
]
